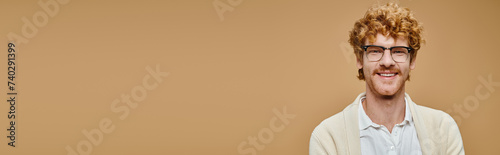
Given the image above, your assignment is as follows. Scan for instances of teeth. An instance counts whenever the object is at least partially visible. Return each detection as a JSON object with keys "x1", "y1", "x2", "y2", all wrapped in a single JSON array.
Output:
[{"x1": 380, "y1": 73, "x2": 395, "y2": 77}]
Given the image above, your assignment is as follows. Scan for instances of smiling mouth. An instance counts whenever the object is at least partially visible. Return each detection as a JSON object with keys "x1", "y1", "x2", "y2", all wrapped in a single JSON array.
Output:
[{"x1": 377, "y1": 73, "x2": 398, "y2": 77}]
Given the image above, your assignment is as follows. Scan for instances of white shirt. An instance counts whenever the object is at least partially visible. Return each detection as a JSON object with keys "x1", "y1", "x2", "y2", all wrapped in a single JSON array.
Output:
[{"x1": 358, "y1": 97, "x2": 422, "y2": 155}]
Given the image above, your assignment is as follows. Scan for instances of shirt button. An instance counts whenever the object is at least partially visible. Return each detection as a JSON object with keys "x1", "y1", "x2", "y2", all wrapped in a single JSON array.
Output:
[{"x1": 390, "y1": 146, "x2": 395, "y2": 150}]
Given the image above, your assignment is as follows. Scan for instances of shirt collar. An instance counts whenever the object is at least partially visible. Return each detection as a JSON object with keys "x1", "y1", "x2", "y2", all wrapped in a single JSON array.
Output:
[
  {"x1": 358, "y1": 95, "x2": 413, "y2": 131},
  {"x1": 400, "y1": 98, "x2": 413, "y2": 126}
]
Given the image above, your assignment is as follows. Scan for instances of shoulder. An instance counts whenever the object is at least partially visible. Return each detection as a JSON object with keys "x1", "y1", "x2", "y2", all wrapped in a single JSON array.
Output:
[
  {"x1": 413, "y1": 104, "x2": 455, "y2": 125},
  {"x1": 312, "y1": 111, "x2": 346, "y2": 136},
  {"x1": 310, "y1": 93, "x2": 365, "y2": 155},
  {"x1": 310, "y1": 103, "x2": 357, "y2": 155},
  {"x1": 414, "y1": 104, "x2": 449, "y2": 117},
  {"x1": 311, "y1": 103, "x2": 357, "y2": 142},
  {"x1": 313, "y1": 103, "x2": 357, "y2": 134},
  {"x1": 405, "y1": 93, "x2": 455, "y2": 125}
]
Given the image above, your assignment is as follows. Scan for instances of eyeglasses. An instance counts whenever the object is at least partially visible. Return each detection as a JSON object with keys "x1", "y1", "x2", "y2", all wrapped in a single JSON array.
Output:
[{"x1": 361, "y1": 45, "x2": 412, "y2": 63}]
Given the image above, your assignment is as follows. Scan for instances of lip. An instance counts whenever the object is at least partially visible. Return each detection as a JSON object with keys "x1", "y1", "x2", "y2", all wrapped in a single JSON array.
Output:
[{"x1": 376, "y1": 72, "x2": 398, "y2": 79}]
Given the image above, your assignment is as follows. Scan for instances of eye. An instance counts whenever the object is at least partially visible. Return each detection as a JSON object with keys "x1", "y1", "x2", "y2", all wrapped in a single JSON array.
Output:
[
  {"x1": 366, "y1": 47, "x2": 383, "y2": 53},
  {"x1": 391, "y1": 47, "x2": 408, "y2": 54},
  {"x1": 393, "y1": 50, "x2": 404, "y2": 54}
]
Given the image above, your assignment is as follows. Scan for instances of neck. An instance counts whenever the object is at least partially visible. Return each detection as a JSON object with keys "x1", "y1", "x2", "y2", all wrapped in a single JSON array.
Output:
[{"x1": 362, "y1": 88, "x2": 406, "y2": 132}]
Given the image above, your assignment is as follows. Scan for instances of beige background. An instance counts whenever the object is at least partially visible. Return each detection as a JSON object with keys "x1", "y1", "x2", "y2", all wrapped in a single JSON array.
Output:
[{"x1": 0, "y1": 0, "x2": 499, "y2": 154}]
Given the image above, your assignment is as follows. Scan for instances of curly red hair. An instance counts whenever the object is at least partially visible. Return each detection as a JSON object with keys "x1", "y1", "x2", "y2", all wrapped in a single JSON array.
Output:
[{"x1": 349, "y1": 3, "x2": 424, "y2": 80}]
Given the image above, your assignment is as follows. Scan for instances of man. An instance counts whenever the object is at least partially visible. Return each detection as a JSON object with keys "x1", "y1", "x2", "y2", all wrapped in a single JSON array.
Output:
[{"x1": 310, "y1": 3, "x2": 464, "y2": 155}]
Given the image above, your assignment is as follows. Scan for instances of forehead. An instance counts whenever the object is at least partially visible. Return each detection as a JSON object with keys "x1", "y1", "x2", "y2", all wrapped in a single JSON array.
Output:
[{"x1": 365, "y1": 33, "x2": 409, "y2": 47}]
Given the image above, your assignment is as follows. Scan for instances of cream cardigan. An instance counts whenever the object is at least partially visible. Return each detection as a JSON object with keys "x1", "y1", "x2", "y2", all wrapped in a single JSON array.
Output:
[{"x1": 310, "y1": 92, "x2": 464, "y2": 155}]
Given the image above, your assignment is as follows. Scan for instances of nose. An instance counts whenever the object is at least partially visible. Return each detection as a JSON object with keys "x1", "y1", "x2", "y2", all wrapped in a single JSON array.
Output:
[{"x1": 379, "y1": 49, "x2": 395, "y2": 68}]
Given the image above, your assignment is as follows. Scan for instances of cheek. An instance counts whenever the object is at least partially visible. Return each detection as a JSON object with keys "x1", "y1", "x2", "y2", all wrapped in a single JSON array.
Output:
[
  {"x1": 362, "y1": 63, "x2": 377, "y2": 80},
  {"x1": 399, "y1": 64, "x2": 411, "y2": 74},
  {"x1": 363, "y1": 62, "x2": 375, "y2": 73}
]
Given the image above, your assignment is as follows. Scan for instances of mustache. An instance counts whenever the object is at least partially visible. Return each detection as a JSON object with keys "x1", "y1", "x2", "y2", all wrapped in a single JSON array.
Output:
[{"x1": 373, "y1": 68, "x2": 400, "y2": 74}]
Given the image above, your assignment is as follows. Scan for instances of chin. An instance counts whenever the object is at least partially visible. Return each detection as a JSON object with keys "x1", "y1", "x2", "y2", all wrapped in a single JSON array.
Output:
[
  {"x1": 366, "y1": 73, "x2": 407, "y2": 97},
  {"x1": 376, "y1": 89, "x2": 398, "y2": 96},
  {"x1": 373, "y1": 83, "x2": 401, "y2": 96}
]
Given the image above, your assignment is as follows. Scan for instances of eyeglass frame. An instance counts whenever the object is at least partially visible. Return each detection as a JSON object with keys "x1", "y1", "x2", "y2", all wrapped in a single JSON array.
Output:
[{"x1": 361, "y1": 45, "x2": 413, "y2": 63}]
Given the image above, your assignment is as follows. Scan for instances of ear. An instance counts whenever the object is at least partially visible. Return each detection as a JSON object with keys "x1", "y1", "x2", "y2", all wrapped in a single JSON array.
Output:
[
  {"x1": 356, "y1": 58, "x2": 363, "y2": 69},
  {"x1": 409, "y1": 57, "x2": 416, "y2": 70}
]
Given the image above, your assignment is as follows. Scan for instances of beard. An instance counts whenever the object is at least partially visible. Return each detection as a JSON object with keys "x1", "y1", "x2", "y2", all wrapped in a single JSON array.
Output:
[{"x1": 365, "y1": 67, "x2": 408, "y2": 97}]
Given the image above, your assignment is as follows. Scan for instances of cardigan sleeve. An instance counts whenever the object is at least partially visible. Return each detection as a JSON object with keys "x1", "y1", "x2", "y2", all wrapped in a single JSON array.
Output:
[{"x1": 444, "y1": 114, "x2": 465, "y2": 155}]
